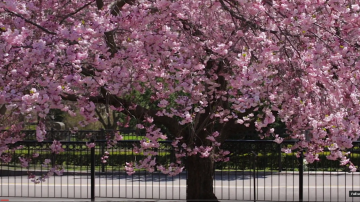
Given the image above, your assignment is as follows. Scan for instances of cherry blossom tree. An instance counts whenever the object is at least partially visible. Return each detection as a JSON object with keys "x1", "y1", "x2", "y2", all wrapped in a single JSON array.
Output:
[{"x1": 1, "y1": 0, "x2": 360, "y2": 200}]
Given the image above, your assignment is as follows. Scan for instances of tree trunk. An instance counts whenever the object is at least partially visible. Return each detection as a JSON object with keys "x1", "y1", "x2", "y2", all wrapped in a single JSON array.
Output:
[{"x1": 186, "y1": 155, "x2": 218, "y2": 201}]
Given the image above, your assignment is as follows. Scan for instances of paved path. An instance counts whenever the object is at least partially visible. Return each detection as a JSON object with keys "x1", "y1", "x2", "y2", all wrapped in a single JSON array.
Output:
[{"x1": 1, "y1": 172, "x2": 360, "y2": 201}]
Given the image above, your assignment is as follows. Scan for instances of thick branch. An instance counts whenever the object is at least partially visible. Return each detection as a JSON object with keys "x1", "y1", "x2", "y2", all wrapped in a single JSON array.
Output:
[
  {"x1": 104, "y1": 31, "x2": 117, "y2": 57},
  {"x1": 112, "y1": 109, "x2": 118, "y2": 129},
  {"x1": 102, "y1": 0, "x2": 137, "y2": 56},
  {"x1": 0, "y1": 105, "x2": 6, "y2": 115},
  {"x1": 105, "y1": 103, "x2": 111, "y2": 128},
  {"x1": 95, "y1": 108, "x2": 108, "y2": 128},
  {"x1": 96, "y1": 0, "x2": 104, "y2": 10},
  {"x1": 110, "y1": 0, "x2": 136, "y2": 16},
  {"x1": 61, "y1": 92, "x2": 182, "y2": 137}
]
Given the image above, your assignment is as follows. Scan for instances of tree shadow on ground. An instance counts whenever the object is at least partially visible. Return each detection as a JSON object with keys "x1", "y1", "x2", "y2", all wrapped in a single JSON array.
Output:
[{"x1": 72, "y1": 170, "x2": 280, "y2": 182}]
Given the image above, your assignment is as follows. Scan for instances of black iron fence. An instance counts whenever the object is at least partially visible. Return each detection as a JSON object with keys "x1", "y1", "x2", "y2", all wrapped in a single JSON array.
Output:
[{"x1": 1, "y1": 130, "x2": 360, "y2": 201}]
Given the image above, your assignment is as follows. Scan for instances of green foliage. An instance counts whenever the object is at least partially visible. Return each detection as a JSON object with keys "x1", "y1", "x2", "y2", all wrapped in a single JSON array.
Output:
[{"x1": 10, "y1": 150, "x2": 174, "y2": 168}]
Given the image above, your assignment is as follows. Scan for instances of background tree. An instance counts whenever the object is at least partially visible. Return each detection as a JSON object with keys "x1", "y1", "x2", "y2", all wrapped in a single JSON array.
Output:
[{"x1": 1, "y1": 0, "x2": 360, "y2": 201}]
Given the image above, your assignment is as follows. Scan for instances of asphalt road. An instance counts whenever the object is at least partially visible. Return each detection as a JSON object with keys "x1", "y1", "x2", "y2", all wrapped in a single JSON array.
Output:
[{"x1": 1, "y1": 172, "x2": 360, "y2": 201}]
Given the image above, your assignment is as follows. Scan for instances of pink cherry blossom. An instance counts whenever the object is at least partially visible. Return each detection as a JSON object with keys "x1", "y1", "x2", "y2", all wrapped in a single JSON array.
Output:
[
  {"x1": 1, "y1": 0, "x2": 360, "y2": 197},
  {"x1": 50, "y1": 140, "x2": 65, "y2": 154},
  {"x1": 18, "y1": 157, "x2": 29, "y2": 168},
  {"x1": 125, "y1": 162, "x2": 135, "y2": 175},
  {"x1": 86, "y1": 142, "x2": 95, "y2": 148}
]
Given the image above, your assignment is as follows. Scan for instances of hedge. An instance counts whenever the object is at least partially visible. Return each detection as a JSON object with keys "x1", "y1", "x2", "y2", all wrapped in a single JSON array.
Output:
[{"x1": 7, "y1": 150, "x2": 359, "y2": 172}]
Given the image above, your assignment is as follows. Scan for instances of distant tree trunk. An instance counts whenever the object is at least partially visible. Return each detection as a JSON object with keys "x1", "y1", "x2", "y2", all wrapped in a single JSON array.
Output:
[{"x1": 186, "y1": 155, "x2": 218, "y2": 202}]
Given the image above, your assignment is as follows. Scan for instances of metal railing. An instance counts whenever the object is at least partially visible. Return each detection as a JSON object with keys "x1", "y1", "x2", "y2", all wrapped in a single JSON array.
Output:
[{"x1": 1, "y1": 130, "x2": 360, "y2": 201}]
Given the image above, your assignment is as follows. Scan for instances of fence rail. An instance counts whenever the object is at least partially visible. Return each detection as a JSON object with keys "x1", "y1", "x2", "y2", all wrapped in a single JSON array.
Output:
[{"x1": 1, "y1": 130, "x2": 360, "y2": 201}]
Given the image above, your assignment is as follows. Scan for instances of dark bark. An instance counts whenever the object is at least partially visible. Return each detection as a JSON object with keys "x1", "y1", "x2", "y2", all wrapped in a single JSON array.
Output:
[
  {"x1": 0, "y1": 105, "x2": 6, "y2": 115},
  {"x1": 186, "y1": 155, "x2": 218, "y2": 202},
  {"x1": 96, "y1": 0, "x2": 104, "y2": 10}
]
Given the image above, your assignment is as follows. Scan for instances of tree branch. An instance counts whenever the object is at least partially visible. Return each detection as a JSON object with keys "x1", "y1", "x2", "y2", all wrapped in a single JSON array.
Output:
[
  {"x1": 105, "y1": 102, "x2": 111, "y2": 129},
  {"x1": 104, "y1": 31, "x2": 117, "y2": 57},
  {"x1": 0, "y1": 105, "x2": 6, "y2": 115},
  {"x1": 59, "y1": 1, "x2": 96, "y2": 25},
  {"x1": 96, "y1": 0, "x2": 104, "y2": 10},
  {"x1": 102, "y1": 0, "x2": 137, "y2": 56},
  {"x1": 95, "y1": 108, "x2": 108, "y2": 129},
  {"x1": 61, "y1": 91, "x2": 182, "y2": 137},
  {"x1": 5, "y1": 9, "x2": 57, "y2": 35},
  {"x1": 218, "y1": 0, "x2": 276, "y2": 34},
  {"x1": 110, "y1": 0, "x2": 136, "y2": 16},
  {"x1": 112, "y1": 109, "x2": 118, "y2": 129}
]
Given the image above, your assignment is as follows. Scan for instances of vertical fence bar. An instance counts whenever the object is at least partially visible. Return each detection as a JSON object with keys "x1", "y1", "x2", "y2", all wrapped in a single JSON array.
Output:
[
  {"x1": 90, "y1": 139, "x2": 95, "y2": 201},
  {"x1": 252, "y1": 151, "x2": 257, "y2": 202},
  {"x1": 299, "y1": 151, "x2": 304, "y2": 202},
  {"x1": 100, "y1": 130, "x2": 105, "y2": 173},
  {"x1": 278, "y1": 144, "x2": 282, "y2": 172}
]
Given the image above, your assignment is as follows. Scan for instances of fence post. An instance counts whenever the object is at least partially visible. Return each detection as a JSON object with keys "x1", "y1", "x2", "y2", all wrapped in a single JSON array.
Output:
[
  {"x1": 278, "y1": 144, "x2": 282, "y2": 172},
  {"x1": 91, "y1": 139, "x2": 95, "y2": 201},
  {"x1": 252, "y1": 151, "x2": 257, "y2": 202},
  {"x1": 100, "y1": 130, "x2": 105, "y2": 173},
  {"x1": 299, "y1": 151, "x2": 304, "y2": 202}
]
